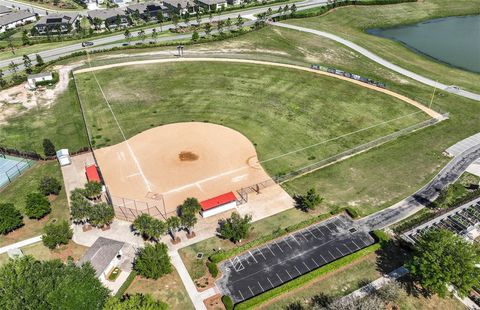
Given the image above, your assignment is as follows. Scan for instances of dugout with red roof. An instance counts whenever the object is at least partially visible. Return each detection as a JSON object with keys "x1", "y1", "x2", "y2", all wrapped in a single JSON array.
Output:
[
  {"x1": 85, "y1": 165, "x2": 101, "y2": 183},
  {"x1": 200, "y1": 192, "x2": 237, "y2": 211}
]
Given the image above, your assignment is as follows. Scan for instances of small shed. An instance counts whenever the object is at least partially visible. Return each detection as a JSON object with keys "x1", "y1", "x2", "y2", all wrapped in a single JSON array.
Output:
[
  {"x1": 200, "y1": 192, "x2": 237, "y2": 218},
  {"x1": 27, "y1": 72, "x2": 53, "y2": 89},
  {"x1": 85, "y1": 164, "x2": 101, "y2": 183},
  {"x1": 56, "y1": 149, "x2": 71, "y2": 166}
]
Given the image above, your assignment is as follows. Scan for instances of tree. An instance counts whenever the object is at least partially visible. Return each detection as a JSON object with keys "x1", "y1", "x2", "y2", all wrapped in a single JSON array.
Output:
[
  {"x1": 104, "y1": 294, "x2": 168, "y2": 309},
  {"x1": 171, "y1": 13, "x2": 179, "y2": 29},
  {"x1": 184, "y1": 11, "x2": 190, "y2": 24},
  {"x1": 0, "y1": 70, "x2": 6, "y2": 88},
  {"x1": 84, "y1": 181, "x2": 102, "y2": 200},
  {"x1": 132, "y1": 214, "x2": 166, "y2": 241},
  {"x1": 70, "y1": 188, "x2": 91, "y2": 223},
  {"x1": 8, "y1": 61, "x2": 18, "y2": 77},
  {"x1": 204, "y1": 22, "x2": 212, "y2": 36},
  {"x1": 0, "y1": 203, "x2": 23, "y2": 235},
  {"x1": 22, "y1": 29, "x2": 30, "y2": 46},
  {"x1": 156, "y1": 11, "x2": 164, "y2": 32},
  {"x1": 295, "y1": 188, "x2": 323, "y2": 212},
  {"x1": 236, "y1": 14, "x2": 244, "y2": 29},
  {"x1": 151, "y1": 28, "x2": 158, "y2": 42},
  {"x1": 181, "y1": 197, "x2": 201, "y2": 215},
  {"x1": 7, "y1": 37, "x2": 14, "y2": 55},
  {"x1": 225, "y1": 17, "x2": 232, "y2": 29},
  {"x1": 191, "y1": 30, "x2": 199, "y2": 41},
  {"x1": 0, "y1": 256, "x2": 110, "y2": 309},
  {"x1": 166, "y1": 216, "x2": 181, "y2": 241},
  {"x1": 38, "y1": 176, "x2": 62, "y2": 196},
  {"x1": 88, "y1": 202, "x2": 114, "y2": 227},
  {"x1": 407, "y1": 228, "x2": 480, "y2": 297},
  {"x1": 180, "y1": 211, "x2": 197, "y2": 235},
  {"x1": 218, "y1": 212, "x2": 252, "y2": 243},
  {"x1": 217, "y1": 20, "x2": 224, "y2": 34},
  {"x1": 134, "y1": 243, "x2": 172, "y2": 279},
  {"x1": 195, "y1": 12, "x2": 201, "y2": 25},
  {"x1": 25, "y1": 192, "x2": 51, "y2": 219},
  {"x1": 124, "y1": 29, "x2": 132, "y2": 43},
  {"x1": 138, "y1": 29, "x2": 146, "y2": 42},
  {"x1": 283, "y1": 5, "x2": 289, "y2": 15},
  {"x1": 93, "y1": 17, "x2": 102, "y2": 30},
  {"x1": 42, "y1": 138, "x2": 56, "y2": 157},
  {"x1": 35, "y1": 54, "x2": 44, "y2": 67},
  {"x1": 42, "y1": 220, "x2": 73, "y2": 249},
  {"x1": 290, "y1": 4, "x2": 297, "y2": 16}
]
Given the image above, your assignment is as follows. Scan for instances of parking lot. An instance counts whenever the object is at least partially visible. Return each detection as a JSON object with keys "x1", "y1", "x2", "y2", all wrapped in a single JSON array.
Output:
[{"x1": 217, "y1": 215, "x2": 375, "y2": 303}]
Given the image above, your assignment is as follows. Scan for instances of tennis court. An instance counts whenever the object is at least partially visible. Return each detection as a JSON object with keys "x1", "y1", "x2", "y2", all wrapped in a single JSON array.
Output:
[{"x1": 0, "y1": 154, "x2": 33, "y2": 189}]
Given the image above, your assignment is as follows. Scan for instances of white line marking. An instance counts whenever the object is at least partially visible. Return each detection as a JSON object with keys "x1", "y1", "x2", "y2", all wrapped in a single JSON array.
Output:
[
  {"x1": 351, "y1": 240, "x2": 361, "y2": 250},
  {"x1": 266, "y1": 244, "x2": 276, "y2": 256},
  {"x1": 274, "y1": 241, "x2": 284, "y2": 253},
  {"x1": 294, "y1": 265, "x2": 302, "y2": 275},
  {"x1": 285, "y1": 269, "x2": 293, "y2": 279},
  {"x1": 324, "y1": 224, "x2": 333, "y2": 233},
  {"x1": 319, "y1": 254, "x2": 327, "y2": 263},
  {"x1": 315, "y1": 226, "x2": 325, "y2": 236},
  {"x1": 248, "y1": 251, "x2": 258, "y2": 263},
  {"x1": 276, "y1": 273, "x2": 283, "y2": 283},
  {"x1": 336, "y1": 247, "x2": 344, "y2": 256},
  {"x1": 311, "y1": 258, "x2": 319, "y2": 267},
  {"x1": 238, "y1": 290, "x2": 245, "y2": 300},
  {"x1": 299, "y1": 232, "x2": 309, "y2": 241},
  {"x1": 283, "y1": 239, "x2": 293, "y2": 249},
  {"x1": 257, "y1": 281, "x2": 265, "y2": 292},
  {"x1": 257, "y1": 249, "x2": 267, "y2": 261},
  {"x1": 343, "y1": 243, "x2": 352, "y2": 253},
  {"x1": 290, "y1": 235, "x2": 301, "y2": 246},
  {"x1": 248, "y1": 286, "x2": 254, "y2": 296},
  {"x1": 303, "y1": 262, "x2": 310, "y2": 271},
  {"x1": 358, "y1": 238, "x2": 368, "y2": 247},
  {"x1": 267, "y1": 277, "x2": 274, "y2": 288},
  {"x1": 305, "y1": 228, "x2": 317, "y2": 239},
  {"x1": 328, "y1": 250, "x2": 336, "y2": 259}
]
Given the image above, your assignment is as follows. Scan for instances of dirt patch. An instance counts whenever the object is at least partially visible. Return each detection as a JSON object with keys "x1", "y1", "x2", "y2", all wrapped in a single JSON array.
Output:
[
  {"x1": 204, "y1": 294, "x2": 225, "y2": 310},
  {"x1": 179, "y1": 151, "x2": 199, "y2": 162}
]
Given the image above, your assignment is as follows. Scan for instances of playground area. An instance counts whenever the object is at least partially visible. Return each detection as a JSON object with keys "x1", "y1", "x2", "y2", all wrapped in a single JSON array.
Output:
[
  {"x1": 94, "y1": 122, "x2": 275, "y2": 218},
  {"x1": 0, "y1": 154, "x2": 33, "y2": 189}
]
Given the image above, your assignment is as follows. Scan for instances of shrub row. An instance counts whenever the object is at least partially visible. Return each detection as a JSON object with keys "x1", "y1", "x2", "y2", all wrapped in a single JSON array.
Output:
[
  {"x1": 209, "y1": 207, "x2": 351, "y2": 264},
  {"x1": 207, "y1": 261, "x2": 218, "y2": 278},
  {"x1": 222, "y1": 295, "x2": 234, "y2": 310},
  {"x1": 234, "y1": 242, "x2": 381, "y2": 309}
]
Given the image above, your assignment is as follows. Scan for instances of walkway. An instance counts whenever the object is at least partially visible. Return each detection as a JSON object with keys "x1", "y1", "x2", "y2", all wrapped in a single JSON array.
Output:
[
  {"x1": 271, "y1": 22, "x2": 480, "y2": 102},
  {"x1": 0, "y1": 235, "x2": 41, "y2": 254}
]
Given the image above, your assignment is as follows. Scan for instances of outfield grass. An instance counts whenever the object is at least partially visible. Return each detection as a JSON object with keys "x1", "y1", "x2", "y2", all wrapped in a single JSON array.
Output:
[
  {"x1": 74, "y1": 61, "x2": 428, "y2": 177},
  {"x1": 285, "y1": 0, "x2": 480, "y2": 93},
  {"x1": 125, "y1": 269, "x2": 194, "y2": 310},
  {"x1": 0, "y1": 161, "x2": 70, "y2": 246}
]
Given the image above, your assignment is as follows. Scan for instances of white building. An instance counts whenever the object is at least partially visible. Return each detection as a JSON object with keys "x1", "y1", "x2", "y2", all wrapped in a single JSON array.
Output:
[
  {"x1": 200, "y1": 191, "x2": 237, "y2": 218},
  {"x1": 27, "y1": 72, "x2": 53, "y2": 89},
  {"x1": 0, "y1": 10, "x2": 36, "y2": 33}
]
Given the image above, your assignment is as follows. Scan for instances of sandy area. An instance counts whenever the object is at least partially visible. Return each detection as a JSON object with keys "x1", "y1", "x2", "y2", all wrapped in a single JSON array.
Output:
[
  {"x1": 95, "y1": 122, "x2": 272, "y2": 216},
  {"x1": 0, "y1": 64, "x2": 76, "y2": 124}
]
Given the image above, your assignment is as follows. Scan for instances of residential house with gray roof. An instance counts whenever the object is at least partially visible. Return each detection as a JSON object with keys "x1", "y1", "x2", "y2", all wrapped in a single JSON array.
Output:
[
  {"x1": 0, "y1": 10, "x2": 36, "y2": 33},
  {"x1": 78, "y1": 237, "x2": 125, "y2": 281},
  {"x1": 33, "y1": 12, "x2": 79, "y2": 35},
  {"x1": 88, "y1": 8, "x2": 129, "y2": 29}
]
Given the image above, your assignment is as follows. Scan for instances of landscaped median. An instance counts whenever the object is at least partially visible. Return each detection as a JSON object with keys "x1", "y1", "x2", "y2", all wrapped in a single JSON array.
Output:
[{"x1": 231, "y1": 231, "x2": 385, "y2": 309}]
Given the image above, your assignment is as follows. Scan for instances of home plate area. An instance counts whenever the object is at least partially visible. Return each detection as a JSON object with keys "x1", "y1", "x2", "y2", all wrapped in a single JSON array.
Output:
[{"x1": 217, "y1": 215, "x2": 375, "y2": 303}]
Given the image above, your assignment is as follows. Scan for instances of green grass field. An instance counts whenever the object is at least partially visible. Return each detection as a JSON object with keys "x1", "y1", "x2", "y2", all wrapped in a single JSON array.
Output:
[
  {"x1": 0, "y1": 161, "x2": 70, "y2": 246},
  {"x1": 74, "y1": 61, "x2": 428, "y2": 177},
  {"x1": 285, "y1": 0, "x2": 480, "y2": 93}
]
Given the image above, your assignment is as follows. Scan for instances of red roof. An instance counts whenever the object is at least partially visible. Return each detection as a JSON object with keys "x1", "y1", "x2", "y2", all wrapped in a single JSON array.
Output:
[
  {"x1": 200, "y1": 192, "x2": 237, "y2": 211},
  {"x1": 85, "y1": 165, "x2": 101, "y2": 183}
]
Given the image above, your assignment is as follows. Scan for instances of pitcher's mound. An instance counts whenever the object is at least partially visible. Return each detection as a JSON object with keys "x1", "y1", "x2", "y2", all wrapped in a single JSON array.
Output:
[{"x1": 94, "y1": 122, "x2": 271, "y2": 216}]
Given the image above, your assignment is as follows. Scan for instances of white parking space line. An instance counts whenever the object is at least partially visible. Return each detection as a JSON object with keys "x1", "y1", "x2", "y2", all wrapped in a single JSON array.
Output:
[
  {"x1": 336, "y1": 247, "x2": 344, "y2": 256},
  {"x1": 311, "y1": 258, "x2": 319, "y2": 267},
  {"x1": 274, "y1": 241, "x2": 285, "y2": 253},
  {"x1": 303, "y1": 262, "x2": 310, "y2": 271},
  {"x1": 257, "y1": 248, "x2": 267, "y2": 260},
  {"x1": 324, "y1": 224, "x2": 333, "y2": 233},
  {"x1": 290, "y1": 235, "x2": 301, "y2": 246},
  {"x1": 238, "y1": 290, "x2": 245, "y2": 300},
  {"x1": 267, "y1": 277, "x2": 274, "y2": 288},
  {"x1": 285, "y1": 269, "x2": 293, "y2": 279},
  {"x1": 358, "y1": 238, "x2": 368, "y2": 247},
  {"x1": 315, "y1": 226, "x2": 325, "y2": 236},
  {"x1": 343, "y1": 243, "x2": 352, "y2": 253},
  {"x1": 248, "y1": 286, "x2": 255, "y2": 296},
  {"x1": 266, "y1": 244, "x2": 276, "y2": 256},
  {"x1": 257, "y1": 281, "x2": 265, "y2": 292},
  {"x1": 319, "y1": 254, "x2": 327, "y2": 263},
  {"x1": 328, "y1": 250, "x2": 336, "y2": 259},
  {"x1": 283, "y1": 239, "x2": 293, "y2": 249},
  {"x1": 294, "y1": 265, "x2": 302, "y2": 275},
  {"x1": 276, "y1": 273, "x2": 283, "y2": 283},
  {"x1": 351, "y1": 240, "x2": 361, "y2": 250},
  {"x1": 299, "y1": 232, "x2": 309, "y2": 241},
  {"x1": 305, "y1": 228, "x2": 318, "y2": 239},
  {"x1": 249, "y1": 251, "x2": 258, "y2": 263}
]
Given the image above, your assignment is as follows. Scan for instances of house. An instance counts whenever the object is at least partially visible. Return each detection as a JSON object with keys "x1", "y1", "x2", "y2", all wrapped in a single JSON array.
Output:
[
  {"x1": 78, "y1": 237, "x2": 125, "y2": 283},
  {"x1": 162, "y1": 0, "x2": 195, "y2": 15},
  {"x1": 227, "y1": 0, "x2": 241, "y2": 5},
  {"x1": 27, "y1": 72, "x2": 53, "y2": 89},
  {"x1": 0, "y1": 5, "x2": 12, "y2": 16},
  {"x1": 0, "y1": 10, "x2": 36, "y2": 33},
  {"x1": 33, "y1": 13, "x2": 79, "y2": 35},
  {"x1": 87, "y1": 8, "x2": 129, "y2": 29},
  {"x1": 198, "y1": 0, "x2": 227, "y2": 12},
  {"x1": 200, "y1": 191, "x2": 237, "y2": 218},
  {"x1": 126, "y1": 2, "x2": 168, "y2": 21},
  {"x1": 112, "y1": 0, "x2": 133, "y2": 8}
]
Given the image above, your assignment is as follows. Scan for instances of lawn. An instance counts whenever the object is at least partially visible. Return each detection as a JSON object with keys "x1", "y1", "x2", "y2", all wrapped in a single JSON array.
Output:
[
  {"x1": 0, "y1": 161, "x2": 70, "y2": 247},
  {"x1": 285, "y1": 0, "x2": 480, "y2": 93},
  {"x1": 74, "y1": 61, "x2": 428, "y2": 177},
  {"x1": 125, "y1": 268, "x2": 194, "y2": 310},
  {"x1": 179, "y1": 206, "x2": 327, "y2": 280}
]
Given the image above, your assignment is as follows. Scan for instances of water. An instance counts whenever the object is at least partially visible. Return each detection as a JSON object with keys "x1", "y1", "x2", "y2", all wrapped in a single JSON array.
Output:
[{"x1": 368, "y1": 15, "x2": 480, "y2": 73}]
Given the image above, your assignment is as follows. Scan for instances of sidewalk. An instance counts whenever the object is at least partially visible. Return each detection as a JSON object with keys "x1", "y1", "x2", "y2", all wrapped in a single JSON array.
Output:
[{"x1": 0, "y1": 235, "x2": 42, "y2": 254}]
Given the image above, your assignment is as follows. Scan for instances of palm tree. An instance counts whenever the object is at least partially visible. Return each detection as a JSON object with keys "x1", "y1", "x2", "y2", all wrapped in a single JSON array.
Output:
[
  {"x1": 157, "y1": 11, "x2": 164, "y2": 32},
  {"x1": 138, "y1": 29, "x2": 146, "y2": 43},
  {"x1": 133, "y1": 214, "x2": 166, "y2": 241},
  {"x1": 124, "y1": 29, "x2": 132, "y2": 44},
  {"x1": 166, "y1": 216, "x2": 181, "y2": 241},
  {"x1": 151, "y1": 28, "x2": 158, "y2": 43}
]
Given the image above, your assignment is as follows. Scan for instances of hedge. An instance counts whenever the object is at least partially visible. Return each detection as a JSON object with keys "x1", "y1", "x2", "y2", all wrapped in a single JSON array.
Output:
[
  {"x1": 207, "y1": 261, "x2": 218, "y2": 278},
  {"x1": 115, "y1": 271, "x2": 137, "y2": 298},
  {"x1": 345, "y1": 207, "x2": 359, "y2": 219},
  {"x1": 222, "y1": 295, "x2": 234, "y2": 310},
  {"x1": 234, "y1": 242, "x2": 382, "y2": 309},
  {"x1": 209, "y1": 207, "x2": 350, "y2": 264}
]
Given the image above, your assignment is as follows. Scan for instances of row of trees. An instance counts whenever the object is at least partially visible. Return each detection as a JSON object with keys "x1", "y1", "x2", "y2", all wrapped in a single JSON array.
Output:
[{"x1": 70, "y1": 182, "x2": 114, "y2": 228}]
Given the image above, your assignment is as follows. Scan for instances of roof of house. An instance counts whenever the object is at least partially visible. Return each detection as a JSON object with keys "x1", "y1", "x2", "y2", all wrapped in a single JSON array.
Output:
[
  {"x1": 127, "y1": 1, "x2": 165, "y2": 12},
  {"x1": 85, "y1": 164, "x2": 101, "y2": 183},
  {"x1": 200, "y1": 192, "x2": 237, "y2": 211},
  {"x1": 0, "y1": 5, "x2": 12, "y2": 15},
  {"x1": 28, "y1": 72, "x2": 52, "y2": 80},
  {"x1": 36, "y1": 12, "x2": 79, "y2": 25},
  {"x1": 88, "y1": 8, "x2": 126, "y2": 20},
  {"x1": 198, "y1": 0, "x2": 226, "y2": 5},
  {"x1": 0, "y1": 10, "x2": 35, "y2": 26},
  {"x1": 78, "y1": 237, "x2": 125, "y2": 277},
  {"x1": 162, "y1": 0, "x2": 192, "y2": 9}
]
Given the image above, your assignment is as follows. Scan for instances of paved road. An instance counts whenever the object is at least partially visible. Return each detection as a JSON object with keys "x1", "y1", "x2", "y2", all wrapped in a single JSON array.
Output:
[
  {"x1": 271, "y1": 22, "x2": 480, "y2": 102},
  {"x1": 0, "y1": 0, "x2": 327, "y2": 72},
  {"x1": 0, "y1": 0, "x2": 66, "y2": 14},
  {"x1": 357, "y1": 142, "x2": 480, "y2": 231}
]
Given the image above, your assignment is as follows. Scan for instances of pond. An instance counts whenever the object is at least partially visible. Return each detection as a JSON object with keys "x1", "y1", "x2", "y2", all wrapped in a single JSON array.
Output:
[{"x1": 368, "y1": 15, "x2": 480, "y2": 73}]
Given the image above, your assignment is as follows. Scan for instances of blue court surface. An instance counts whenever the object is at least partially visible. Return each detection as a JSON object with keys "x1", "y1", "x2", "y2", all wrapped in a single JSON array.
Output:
[{"x1": 0, "y1": 155, "x2": 33, "y2": 189}]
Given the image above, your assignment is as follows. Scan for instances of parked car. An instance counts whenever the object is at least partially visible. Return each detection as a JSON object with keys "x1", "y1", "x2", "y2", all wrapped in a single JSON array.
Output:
[{"x1": 82, "y1": 41, "x2": 94, "y2": 47}]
